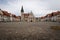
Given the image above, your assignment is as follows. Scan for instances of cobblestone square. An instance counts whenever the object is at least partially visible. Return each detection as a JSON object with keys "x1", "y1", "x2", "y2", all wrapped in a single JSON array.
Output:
[{"x1": 0, "y1": 22, "x2": 60, "y2": 40}]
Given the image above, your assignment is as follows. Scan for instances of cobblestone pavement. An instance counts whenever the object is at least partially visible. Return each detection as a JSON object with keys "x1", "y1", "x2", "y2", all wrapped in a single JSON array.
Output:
[{"x1": 0, "y1": 22, "x2": 60, "y2": 40}]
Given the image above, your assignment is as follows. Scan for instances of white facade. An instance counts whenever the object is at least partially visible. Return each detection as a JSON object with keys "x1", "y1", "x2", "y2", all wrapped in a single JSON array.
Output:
[
  {"x1": 51, "y1": 16, "x2": 57, "y2": 22},
  {"x1": 0, "y1": 15, "x2": 3, "y2": 22},
  {"x1": 56, "y1": 15, "x2": 60, "y2": 22},
  {"x1": 0, "y1": 10, "x2": 3, "y2": 22},
  {"x1": 10, "y1": 14, "x2": 13, "y2": 22},
  {"x1": 45, "y1": 17, "x2": 51, "y2": 21},
  {"x1": 3, "y1": 15, "x2": 8, "y2": 22},
  {"x1": 51, "y1": 14, "x2": 60, "y2": 22}
]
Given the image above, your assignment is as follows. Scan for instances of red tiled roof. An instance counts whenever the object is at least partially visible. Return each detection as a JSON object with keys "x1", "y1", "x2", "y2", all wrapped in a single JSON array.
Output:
[
  {"x1": 23, "y1": 14, "x2": 29, "y2": 16},
  {"x1": 56, "y1": 11, "x2": 60, "y2": 15},
  {"x1": 15, "y1": 16, "x2": 20, "y2": 19},
  {"x1": 45, "y1": 14, "x2": 52, "y2": 18},
  {"x1": 12, "y1": 14, "x2": 16, "y2": 17},
  {"x1": 51, "y1": 11, "x2": 60, "y2": 16},
  {"x1": 40, "y1": 17, "x2": 45, "y2": 19},
  {"x1": 41, "y1": 11, "x2": 60, "y2": 19},
  {"x1": 22, "y1": 14, "x2": 29, "y2": 18},
  {"x1": 17, "y1": 16, "x2": 21, "y2": 19},
  {"x1": 52, "y1": 12, "x2": 57, "y2": 16},
  {"x1": 2, "y1": 11, "x2": 11, "y2": 16},
  {"x1": 47, "y1": 14, "x2": 52, "y2": 17},
  {"x1": 45, "y1": 15, "x2": 48, "y2": 17},
  {"x1": 57, "y1": 11, "x2": 60, "y2": 13}
]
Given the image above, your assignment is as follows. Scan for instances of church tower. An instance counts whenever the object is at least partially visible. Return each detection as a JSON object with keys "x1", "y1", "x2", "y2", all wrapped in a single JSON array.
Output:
[
  {"x1": 21, "y1": 6, "x2": 24, "y2": 13},
  {"x1": 21, "y1": 6, "x2": 24, "y2": 22}
]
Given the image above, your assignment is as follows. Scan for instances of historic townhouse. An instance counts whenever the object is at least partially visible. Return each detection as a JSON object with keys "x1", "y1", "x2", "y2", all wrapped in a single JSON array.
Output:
[
  {"x1": 45, "y1": 14, "x2": 52, "y2": 21},
  {"x1": 2, "y1": 10, "x2": 11, "y2": 22},
  {"x1": 15, "y1": 16, "x2": 21, "y2": 22},
  {"x1": 11, "y1": 14, "x2": 21, "y2": 22},
  {"x1": 0, "y1": 9, "x2": 3, "y2": 22}
]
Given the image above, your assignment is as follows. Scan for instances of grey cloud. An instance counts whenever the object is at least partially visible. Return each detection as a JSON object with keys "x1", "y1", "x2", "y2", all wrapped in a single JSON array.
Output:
[{"x1": 0, "y1": 0, "x2": 60, "y2": 17}]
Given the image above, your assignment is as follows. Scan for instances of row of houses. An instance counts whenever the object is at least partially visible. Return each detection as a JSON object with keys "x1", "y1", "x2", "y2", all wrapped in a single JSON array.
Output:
[
  {"x1": 40, "y1": 11, "x2": 60, "y2": 22},
  {"x1": 0, "y1": 7, "x2": 60, "y2": 22},
  {"x1": 0, "y1": 9, "x2": 21, "y2": 22}
]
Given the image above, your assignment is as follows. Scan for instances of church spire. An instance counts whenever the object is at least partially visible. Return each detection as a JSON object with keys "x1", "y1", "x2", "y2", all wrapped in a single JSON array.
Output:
[{"x1": 21, "y1": 6, "x2": 24, "y2": 13}]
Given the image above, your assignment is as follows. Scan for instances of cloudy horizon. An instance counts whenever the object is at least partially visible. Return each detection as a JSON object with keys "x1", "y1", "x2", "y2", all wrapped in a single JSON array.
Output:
[{"x1": 0, "y1": 0, "x2": 60, "y2": 17}]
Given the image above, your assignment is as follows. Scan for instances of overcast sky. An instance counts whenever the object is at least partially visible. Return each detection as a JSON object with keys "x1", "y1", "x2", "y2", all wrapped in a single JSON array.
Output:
[{"x1": 0, "y1": 0, "x2": 60, "y2": 17}]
